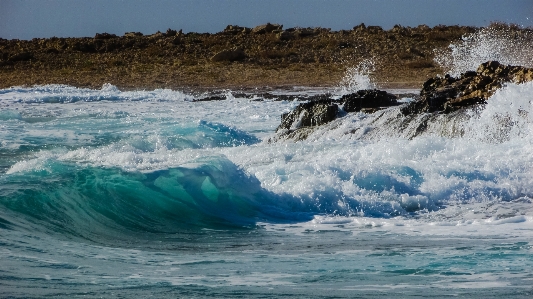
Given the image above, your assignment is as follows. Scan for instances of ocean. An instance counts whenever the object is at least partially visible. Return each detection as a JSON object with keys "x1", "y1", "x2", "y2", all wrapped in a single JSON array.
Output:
[{"x1": 1, "y1": 29, "x2": 533, "y2": 298}]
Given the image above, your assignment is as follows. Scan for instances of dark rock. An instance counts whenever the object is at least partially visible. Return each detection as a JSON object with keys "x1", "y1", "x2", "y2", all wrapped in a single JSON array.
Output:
[
  {"x1": 211, "y1": 48, "x2": 246, "y2": 62},
  {"x1": 71, "y1": 41, "x2": 96, "y2": 53},
  {"x1": 94, "y1": 33, "x2": 117, "y2": 40},
  {"x1": 340, "y1": 89, "x2": 398, "y2": 112},
  {"x1": 194, "y1": 95, "x2": 226, "y2": 101},
  {"x1": 252, "y1": 23, "x2": 283, "y2": 34},
  {"x1": 402, "y1": 61, "x2": 533, "y2": 115},
  {"x1": 8, "y1": 52, "x2": 33, "y2": 62},
  {"x1": 44, "y1": 47, "x2": 60, "y2": 54},
  {"x1": 170, "y1": 36, "x2": 182, "y2": 45},
  {"x1": 276, "y1": 99, "x2": 338, "y2": 132},
  {"x1": 353, "y1": 23, "x2": 366, "y2": 32},
  {"x1": 277, "y1": 31, "x2": 293, "y2": 40},
  {"x1": 367, "y1": 26, "x2": 383, "y2": 34},
  {"x1": 164, "y1": 28, "x2": 178, "y2": 37}
]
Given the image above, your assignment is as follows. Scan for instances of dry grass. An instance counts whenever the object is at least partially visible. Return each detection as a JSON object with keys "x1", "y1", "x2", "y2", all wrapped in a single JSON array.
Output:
[{"x1": 2, "y1": 23, "x2": 515, "y2": 89}]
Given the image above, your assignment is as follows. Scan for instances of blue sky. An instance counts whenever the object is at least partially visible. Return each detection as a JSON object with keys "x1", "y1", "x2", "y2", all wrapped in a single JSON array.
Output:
[{"x1": 1, "y1": 0, "x2": 532, "y2": 40}]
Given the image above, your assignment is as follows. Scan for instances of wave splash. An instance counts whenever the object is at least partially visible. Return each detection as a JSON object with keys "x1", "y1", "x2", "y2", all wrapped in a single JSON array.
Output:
[
  {"x1": 336, "y1": 59, "x2": 376, "y2": 95},
  {"x1": 434, "y1": 25, "x2": 533, "y2": 77}
]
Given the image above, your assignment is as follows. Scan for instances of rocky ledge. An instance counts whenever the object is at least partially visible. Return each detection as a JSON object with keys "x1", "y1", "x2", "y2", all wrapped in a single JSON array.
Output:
[
  {"x1": 402, "y1": 61, "x2": 533, "y2": 115},
  {"x1": 271, "y1": 89, "x2": 398, "y2": 141},
  {"x1": 271, "y1": 61, "x2": 533, "y2": 142}
]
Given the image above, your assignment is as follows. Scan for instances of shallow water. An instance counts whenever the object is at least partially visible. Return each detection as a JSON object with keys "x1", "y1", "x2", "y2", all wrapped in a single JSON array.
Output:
[{"x1": 0, "y1": 82, "x2": 532, "y2": 298}]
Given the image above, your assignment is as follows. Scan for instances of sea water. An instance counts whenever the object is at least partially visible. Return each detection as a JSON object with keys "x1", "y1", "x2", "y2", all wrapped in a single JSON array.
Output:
[{"x1": 1, "y1": 31, "x2": 533, "y2": 298}]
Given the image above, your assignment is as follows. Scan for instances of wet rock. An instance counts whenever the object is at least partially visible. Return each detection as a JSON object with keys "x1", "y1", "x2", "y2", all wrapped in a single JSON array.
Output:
[
  {"x1": 193, "y1": 95, "x2": 226, "y2": 101},
  {"x1": 341, "y1": 89, "x2": 398, "y2": 112},
  {"x1": 276, "y1": 99, "x2": 338, "y2": 132},
  {"x1": 211, "y1": 48, "x2": 246, "y2": 62},
  {"x1": 402, "y1": 61, "x2": 533, "y2": 115}
]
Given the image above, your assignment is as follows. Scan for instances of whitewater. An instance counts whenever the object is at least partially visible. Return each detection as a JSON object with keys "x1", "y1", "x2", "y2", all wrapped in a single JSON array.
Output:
[{"x1": 1, "y1": 29, "x2": 533, "y2": 298}]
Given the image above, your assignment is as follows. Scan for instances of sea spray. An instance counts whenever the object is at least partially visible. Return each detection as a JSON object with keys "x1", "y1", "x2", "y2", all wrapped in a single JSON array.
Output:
[
  {"x1": 336, "y1": 59, "x2": 376, "y2": 95},
  {"x1": 464, "y1": 81, "x2": 533, "y2": 142},
  {"x1": 434, "y1": 25, "x2": 533, "y2": 76}
]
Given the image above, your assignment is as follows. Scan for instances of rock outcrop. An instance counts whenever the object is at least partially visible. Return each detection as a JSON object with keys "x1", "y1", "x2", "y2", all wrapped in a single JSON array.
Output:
[
  {"x1": 211, "y1": 48, "x2": 246, "y2": 62},
  {"x1": 94, "y1": 32, "x2": 117, "y2": 40},
  {"x1": 270, "y1": 59, "x2": 533, "y2": 142},
  {"x1": 272, "y1": 89, "x2": 398, "y2": 141},
  {"x1": 222, "y1": 25, "x2": 251, "y2": 35},
  {"x1": 341, "y1": 89, "x2": 399, "y2": 113},
  {"x1": 252, "y1": 23, "x2": 283, "y2": 34},
  {"x1": 402, "y1": 61, "x2": 533, "y2": 115},
  {"x1": 277, "y1": 99, "x2": 338, "y2": 133}
]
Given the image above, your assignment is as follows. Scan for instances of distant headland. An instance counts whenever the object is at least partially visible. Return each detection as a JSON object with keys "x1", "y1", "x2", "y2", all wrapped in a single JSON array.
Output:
[{"x1": 0, "y1": 23, "x2": 529, "y2": 91}]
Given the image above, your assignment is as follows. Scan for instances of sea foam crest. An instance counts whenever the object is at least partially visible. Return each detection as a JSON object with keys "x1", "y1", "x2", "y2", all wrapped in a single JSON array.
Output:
[
  {"x1": 0, "y1": 84, "x2": 193, "y2": 103},
  {"x1": 465, "y1": 80, "x2": 533, "y2": 142},
  {"x1": 435, "y1": 25, "x2": 533, "y2": 76}
]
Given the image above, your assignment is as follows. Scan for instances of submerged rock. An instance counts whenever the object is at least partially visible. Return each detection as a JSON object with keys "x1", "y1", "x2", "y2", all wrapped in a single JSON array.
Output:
[{"x1": 402, "y1": 61, "x2": 533, "y2": 115}]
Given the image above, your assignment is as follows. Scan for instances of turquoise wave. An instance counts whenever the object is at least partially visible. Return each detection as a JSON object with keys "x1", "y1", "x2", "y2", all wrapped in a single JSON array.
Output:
[
  {"x1": 1, "y1": 154, "x2": 430, "y2": 245},
  {"x1": 0, "y1": 158, "x2": 317, "y2": 243}
]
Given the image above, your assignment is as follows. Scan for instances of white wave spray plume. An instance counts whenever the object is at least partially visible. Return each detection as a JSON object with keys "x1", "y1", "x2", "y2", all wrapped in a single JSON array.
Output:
[
  {"x1": 434, "y1": 24, "x2": 533, "y2": 77},
  {"x1": 336, "y1": 59, "x2": 376, "y2": 95}
]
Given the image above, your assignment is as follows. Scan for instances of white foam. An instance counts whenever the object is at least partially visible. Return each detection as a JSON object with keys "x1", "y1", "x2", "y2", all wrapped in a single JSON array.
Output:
[
  {"x1": 0, "y1": 83, "x2": 193, "y2": 104},
  {"x1": 336, "y1": 59, "x2": 376, "y2": 95},
  {"x1": 3, "y1": 82, "x2": 533, "y2": 223}
]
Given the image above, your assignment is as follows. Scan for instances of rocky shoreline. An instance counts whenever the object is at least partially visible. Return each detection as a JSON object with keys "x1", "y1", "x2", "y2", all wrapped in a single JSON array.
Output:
[
  {"x1": 0, "y1": 23, "x2": 485, "y2": 90},
  {"x1": 269, "y1": 61, "x2": 533, "y2": 142}
]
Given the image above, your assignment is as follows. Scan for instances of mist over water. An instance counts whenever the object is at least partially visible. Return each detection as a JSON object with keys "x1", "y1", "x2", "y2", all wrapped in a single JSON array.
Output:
[{"x1": 1, "y1": 27, "x2": 533, "y2": 298}]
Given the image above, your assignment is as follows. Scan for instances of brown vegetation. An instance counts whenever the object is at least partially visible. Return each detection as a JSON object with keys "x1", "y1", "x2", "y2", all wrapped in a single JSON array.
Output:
[{"x1": 0, "y1": 23, "x2": 520, "y2": 90}]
